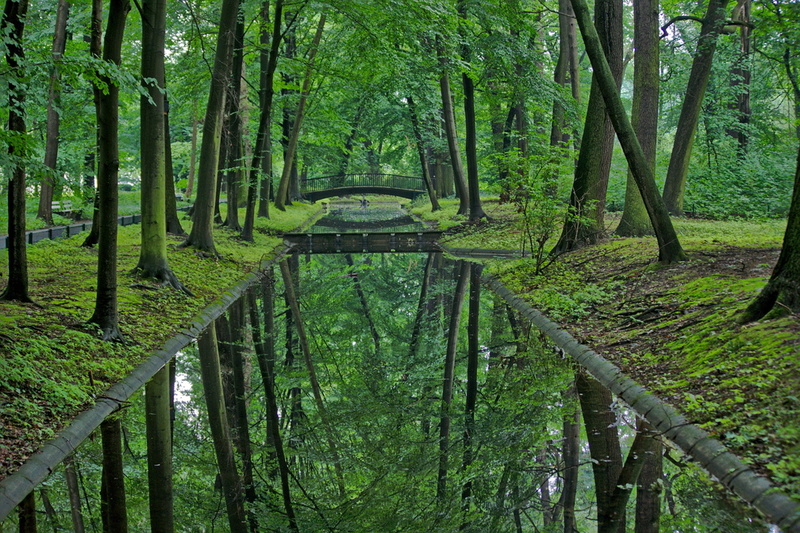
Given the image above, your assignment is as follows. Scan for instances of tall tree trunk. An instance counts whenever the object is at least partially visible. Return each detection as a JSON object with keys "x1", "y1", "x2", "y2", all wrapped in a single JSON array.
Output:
[
  {"x1": 554, "y1": 0, "x2": 623, "y2": 253},
  {"x1": 275, "y1": 14, "x2": 325, "y2": 210},
  {"x1": 223, "y1": 301, "x2": 258, "y2": 528},
  {"x1": 740, "y1": 143, "x2": 800, "y2": 321},
  {"x1": 135, "y1": 0, "x2": 189, "y2": 293},
  {"x1": 81, "y1": 0, "x2": 104, "y2": 248},
  {"x1": 407, "y1": 97, "x2": 441, "y2": 211},
  {"x1": 561, "y1": 383, "x2": 580, "y2": 533},
  {"x1": 243, "y1": 0, "x2": 284, "y2": 238},
  {"x1": 36, "y1": 0, "x2": 70, "y2": 226},
  {"x1": 344, "y1": 254, "x2": 381, "y2": 354},
  {"x1": 18, "y1": 492, "x2": 36, "y2": 533},
  {"x1": 163, "y1": 96, "x2": 184, "y2": 235},
  {"x1": 568, "y1": 0, "x2": 686, "y2": 263},
  {"x1": 437, "y1": 261, "x2": 470, "y2": 501},
  {"x1": 197, "y1": 326, "x2": 249, "y2": 533},
  {"x1": 181, "y1": 0, "x2": 241, "y2": 254},
  {"x1": 616, "y1": 0, "x2": 658, "y2": 237},
  {"x1": 726, "y1": 0, "x2": 751, "y2": 153},
  {"x1": 0, "y1": 0, "x2": 32, "y2": 304},
  {"x1": 224, "y1": 14, "x2": 245, "y2": 232},
  {"x1": 605, "y1": 430, "x2": 653, "y2": 531},
  {"x1": 408, "y1": 252, "x2": 436, "y2": 359},
  {"x1": 146, "y1": 365, "x2": 174, "y2": 532},
  {"x1": 438, "y1": 65, "x2": 470, "y2": 216},
  {"x1": 87, "y1": 0, "x2": 130, "y2": 340},
  {"x1": 100, "y1": 418, "x2": 128, "y2": 533},
  {"x1": 635, "y1": 419, "x2": 663, "y2": 533},
  {"x1": 257, "y1": 0, "x2": 275, "y2": 218},
  {"x1": 458, "y1": 1, "x2": 487, "y2": 221},
  {"x1": 549, "y1": 0, "x2": 572, "y2": 158},
  {"x1": 185, "y1": 103, "x2": 199, "y2": 200},
  {"x1": 661, "y1": 0, "x2": 731, "y2": 215}
]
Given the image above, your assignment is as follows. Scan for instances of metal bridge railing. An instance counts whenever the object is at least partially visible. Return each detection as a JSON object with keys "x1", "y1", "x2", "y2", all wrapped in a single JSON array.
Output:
[{"x1": 301, "y1": 173, "x2": 424, "y2": 193}]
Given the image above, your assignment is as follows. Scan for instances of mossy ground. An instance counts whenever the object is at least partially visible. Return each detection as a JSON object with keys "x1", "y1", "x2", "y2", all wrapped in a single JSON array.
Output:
[
  {"x1": 0, "y1": 202, "x2": 321, "y2": 477},
  {"x1": 416, "y1": 198, "x2": 799, "y2": 500}
]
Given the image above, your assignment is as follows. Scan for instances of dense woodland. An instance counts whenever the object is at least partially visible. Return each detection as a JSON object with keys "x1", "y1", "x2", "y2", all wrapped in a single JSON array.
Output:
[
  {"x1": 1, "y1": 0, "x2": 800, "y2": 318},
  {"x1": 1, "y1": 0, "x2": 800, "y2": 530}
]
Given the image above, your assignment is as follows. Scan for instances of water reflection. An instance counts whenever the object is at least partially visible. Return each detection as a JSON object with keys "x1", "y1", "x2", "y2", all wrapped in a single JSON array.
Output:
[
  {"x1": 311, "y1": 199, "x2": 425, "y2": 232},
  {"x1": 19, "y1": 253, "x2": 772, "y2": 532}
]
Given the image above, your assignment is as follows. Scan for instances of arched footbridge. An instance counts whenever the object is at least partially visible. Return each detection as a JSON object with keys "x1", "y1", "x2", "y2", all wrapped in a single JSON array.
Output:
[{"x1": 301, "y1": 173, "x2": 426, "y2": 201}]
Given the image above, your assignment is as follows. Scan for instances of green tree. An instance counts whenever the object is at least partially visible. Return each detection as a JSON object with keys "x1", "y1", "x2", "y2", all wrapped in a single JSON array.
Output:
[
  {"x1": 569, "y1": 0, "x2": 686, "y2": 263},
  {"x1": 553, "y1": 0, "x2": 624, "y2": 253},
  {"x1": 35, "y1": 0, "x2": 69, "y2": 226},
  {"x1": 0, "y1": 0, "x2": 32, "y2": 304},
  {"x1": 181, "y1": 0, "x2": 241, "y2": 254},
  {"x1": 661, "y1": 0, "x2": 732, "y2": 215},
  {"x1": 134, "y1": 0, "x2": 189, "y2": 293},
  {"x1": 87, "y1": 0, "x2": 131, "y2": 341},
  {"x1": 616, "y1": 0, "x2": 658, "y2": 237},
  {"x1": 739, "y1": 145, "x2": 800, "y2": 321}
]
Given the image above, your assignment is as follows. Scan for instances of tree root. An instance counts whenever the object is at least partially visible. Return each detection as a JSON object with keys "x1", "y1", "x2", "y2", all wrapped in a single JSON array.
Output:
[{"x1": 131, "y1": 266, "x2": 194, "y2": 297}]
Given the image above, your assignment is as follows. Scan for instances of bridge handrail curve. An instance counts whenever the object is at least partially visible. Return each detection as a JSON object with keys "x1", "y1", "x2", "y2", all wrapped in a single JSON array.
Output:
[{"x1": 301, "y1": 173, "x2": 424, "y2": 193}]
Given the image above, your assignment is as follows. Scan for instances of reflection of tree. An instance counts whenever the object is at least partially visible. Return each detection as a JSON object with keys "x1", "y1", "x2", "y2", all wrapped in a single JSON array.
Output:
[
  {"x1": 197, "y1": 326, "x2": 248, "y2": 532},
  {"x1": 437, "y1": 261, "x2": 470, "y2": 501},
  {"x1": 247, "y1": 272, "x2": 298, "y2": 531},
  {"x1": 57, "y1": 252, "x2": 769, "y2": 531}
]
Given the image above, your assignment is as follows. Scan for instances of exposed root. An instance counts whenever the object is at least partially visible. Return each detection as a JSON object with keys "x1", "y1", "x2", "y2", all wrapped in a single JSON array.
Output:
[{"x1": 131, "y1": 266, "x2": 194, "y2": 297}]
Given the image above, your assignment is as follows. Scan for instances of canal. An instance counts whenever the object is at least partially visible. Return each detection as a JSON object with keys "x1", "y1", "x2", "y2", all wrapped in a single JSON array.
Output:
[{"x1": 6, "y1": 201, "x2": 776, "y2": 531}]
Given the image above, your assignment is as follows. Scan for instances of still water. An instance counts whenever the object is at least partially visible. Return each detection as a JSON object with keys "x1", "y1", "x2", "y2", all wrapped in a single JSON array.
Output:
[{"x1": 23, "y1": 202, "x2": 773, "y2": 531}]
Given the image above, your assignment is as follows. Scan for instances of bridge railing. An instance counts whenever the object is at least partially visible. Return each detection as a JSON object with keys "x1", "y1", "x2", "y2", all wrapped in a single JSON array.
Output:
[{"x1": 301, "y1": 173, "x2": 424, "y2": 193}]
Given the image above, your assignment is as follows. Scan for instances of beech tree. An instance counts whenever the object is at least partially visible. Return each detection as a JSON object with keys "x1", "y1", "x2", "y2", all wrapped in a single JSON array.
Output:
[
  {"x1": 0, "y1": 0, "x2": 32, "y2": 304},
  {"x1": 740, "y1": 145, "x2": 800, "y2": 322},
  {"x1": 87, "y1": 0, "x2": 131, "y2": 341},
  {"x1": 275, "y1": 14, "x2": 326, "y2": 210},
  {"x1": 36, "y1": 0, "x2": 69, "y2": 226},
  {"x1": 569, "y1": 0, "x2": 686, "y2": 263},
  {"x1": 553, "y1": 0, "x2": 623, "y2": 253},
  {"x1": 181, "y1": 0, "x2": 241, "y2": 254},
  {"x1": 661, "y1": 0, "x2": 732, "y2": 215},
  {"x1": 616, "y1": 0, "x2": 658, "y2": 237},
  {"x1": 134, "y1": 0, "x2": 189, "y2": 293}
]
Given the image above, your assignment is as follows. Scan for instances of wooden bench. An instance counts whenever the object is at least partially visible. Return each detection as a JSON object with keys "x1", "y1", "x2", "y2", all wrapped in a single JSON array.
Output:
[{"x1": 51, "y1": 200, "x2": 80, "y2": 219}]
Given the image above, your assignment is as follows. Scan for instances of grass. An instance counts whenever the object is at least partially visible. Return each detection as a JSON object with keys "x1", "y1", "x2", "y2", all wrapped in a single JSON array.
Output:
[
  {"x1": 0, "y1": 200, "x2": 322, "y2": 477},
  {"x1": 0, "y1": 190, "x2": 150, "y2": 233}
]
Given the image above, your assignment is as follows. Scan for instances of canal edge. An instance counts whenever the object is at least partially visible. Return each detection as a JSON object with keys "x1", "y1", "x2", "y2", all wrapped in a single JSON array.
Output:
[
  {"x1": 482, "y1": 272, "x2": 800, "y2": 532},
  {"x1": 0, "y1": 250, "x2": 289, "y2": 521}
]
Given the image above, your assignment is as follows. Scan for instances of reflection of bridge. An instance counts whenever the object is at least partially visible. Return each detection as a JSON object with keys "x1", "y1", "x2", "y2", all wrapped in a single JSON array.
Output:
[{"x1": 301, "y1": 173, "x2": 426, "y2": 201}]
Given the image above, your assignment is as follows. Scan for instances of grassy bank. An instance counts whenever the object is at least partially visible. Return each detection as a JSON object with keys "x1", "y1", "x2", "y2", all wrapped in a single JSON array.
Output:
[{"x1": 0, "y1": 202, "x2": 321, "y2": 477}]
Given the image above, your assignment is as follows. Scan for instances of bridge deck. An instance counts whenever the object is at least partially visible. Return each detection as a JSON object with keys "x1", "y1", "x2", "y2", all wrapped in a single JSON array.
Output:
[{"x1": 283, "y1": 231, "x2": 442, "y2": 254}]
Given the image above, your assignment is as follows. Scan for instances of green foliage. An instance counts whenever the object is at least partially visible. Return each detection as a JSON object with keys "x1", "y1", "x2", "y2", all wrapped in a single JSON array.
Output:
[{"x1": 684, "y1": 148, "x2": 797, "y2": 218}]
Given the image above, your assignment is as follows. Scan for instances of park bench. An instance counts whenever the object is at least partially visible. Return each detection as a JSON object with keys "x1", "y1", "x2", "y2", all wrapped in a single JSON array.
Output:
[{"x1": 51, "y1": 200, "x2": 81, "y2": 219}]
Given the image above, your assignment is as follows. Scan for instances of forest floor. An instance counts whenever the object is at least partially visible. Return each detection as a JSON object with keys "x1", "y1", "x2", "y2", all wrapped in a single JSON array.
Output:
[
  {"x1": 419, "y1": 198, "x2": 800, "y2": 503},
  {"x1": 1, "y1": 196, "x2": 798, "y2": 509}
]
